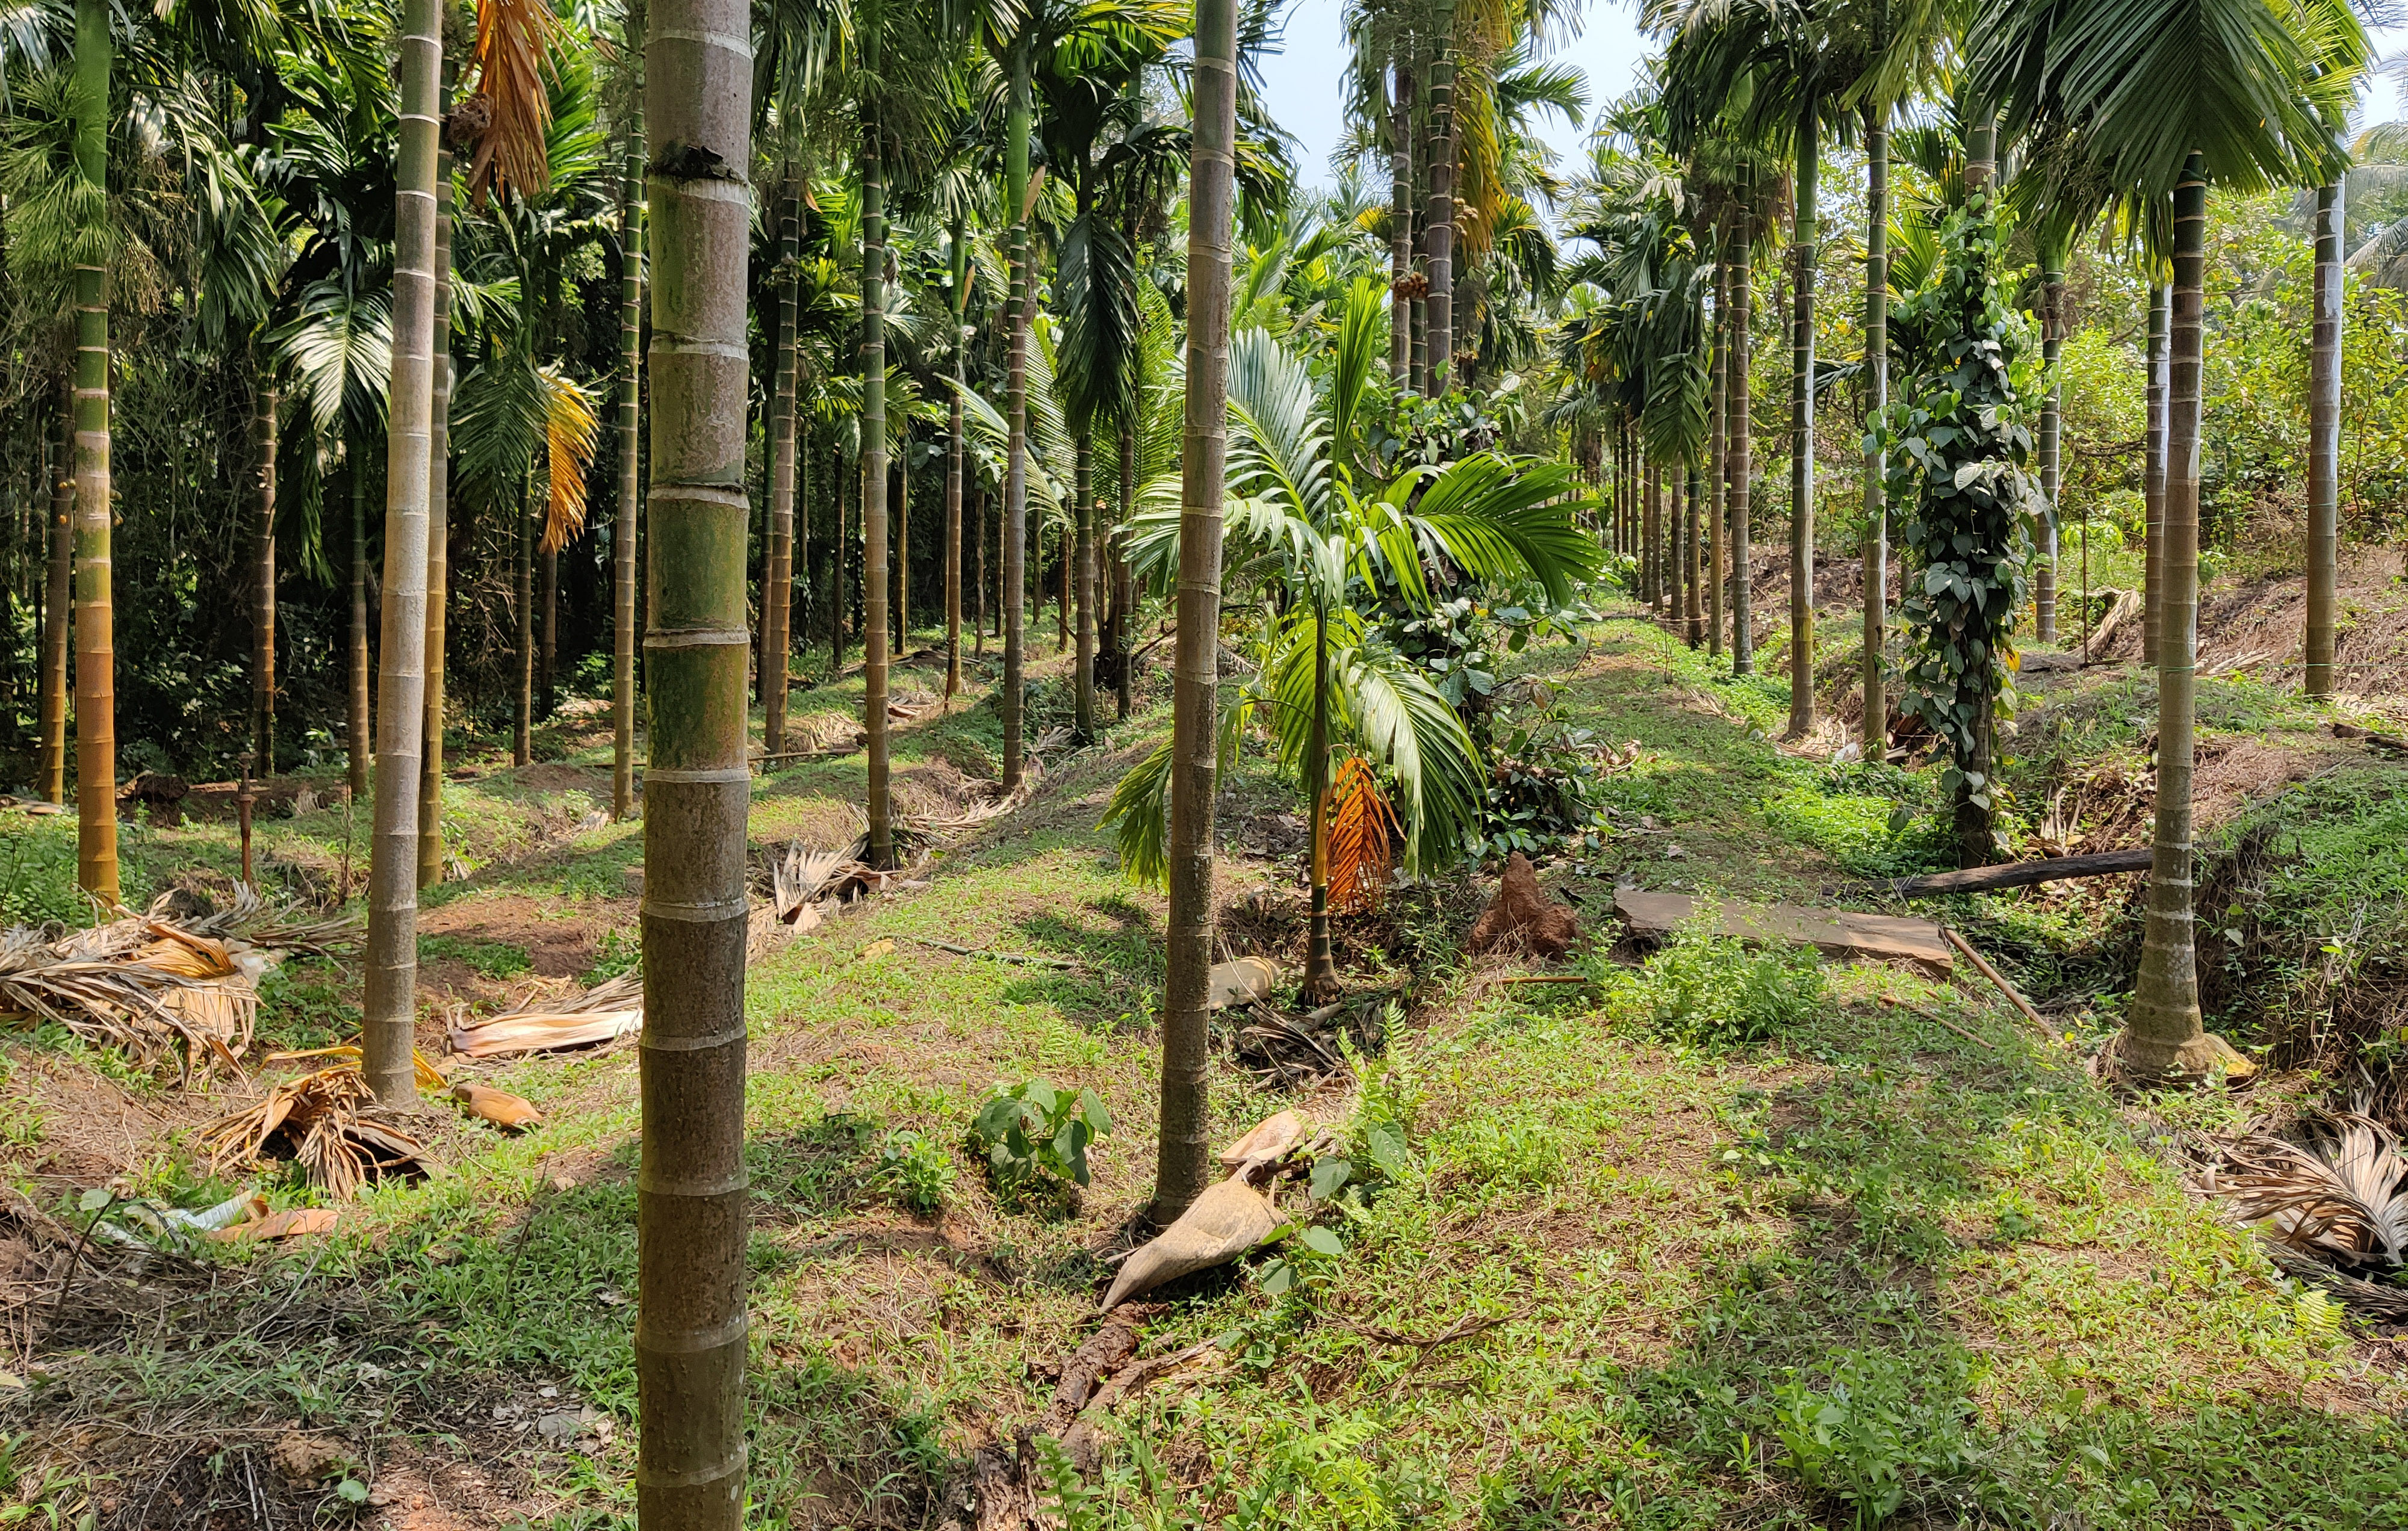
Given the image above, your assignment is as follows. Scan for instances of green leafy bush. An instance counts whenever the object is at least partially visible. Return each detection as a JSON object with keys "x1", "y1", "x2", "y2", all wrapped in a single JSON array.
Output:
[
  {"x1": 1639, "y1": 908, "x2": 1828, "y2": 1046},
  {"x1": 874, "y1": 1128, "x2": 955, "y2": 1211},
  {"x1": 971, "y1": 1078, "x2": 1111, "y2": 1190},
  {"x1": 1770, "y1": 1348, "x2": 1981, "y2": 1528}
]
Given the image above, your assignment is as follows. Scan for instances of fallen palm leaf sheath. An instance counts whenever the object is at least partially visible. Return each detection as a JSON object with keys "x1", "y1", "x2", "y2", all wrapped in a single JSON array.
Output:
[
  {"x1": 452, "y1": 1081, "x2": 545, "y2": 1130},
  {"x1": 202, "y1": 1066, "x2": 430, "y2": 1199},
  {"x1": 1102, "y1": 1175, "x2": 1279, "y2": 1310},
  {"x1": 447, "y1": 973, "x2": 642, "y2": 1057}
]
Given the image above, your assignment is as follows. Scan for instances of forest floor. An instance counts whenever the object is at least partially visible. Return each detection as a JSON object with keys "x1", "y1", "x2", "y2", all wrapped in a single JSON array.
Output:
[{"x1": 4, "y1": 568, "x2": 2408, "y2": 1530}]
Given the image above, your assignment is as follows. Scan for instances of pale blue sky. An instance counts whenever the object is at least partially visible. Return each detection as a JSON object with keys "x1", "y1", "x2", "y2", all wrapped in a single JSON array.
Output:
[
  {"x1": 1252, "y1": 2, "x2": 2408, "y2": 193},
  {"x1": 1254, "y1": 0, "x2": 1649, "y2": 191}
]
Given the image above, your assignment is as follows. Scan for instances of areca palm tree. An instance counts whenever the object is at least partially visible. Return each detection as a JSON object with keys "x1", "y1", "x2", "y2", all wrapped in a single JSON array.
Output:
[
  {"x1": 1970, "y1": 0, "x2": 2363, "y2": 1080},
  {"x1": 1111, "y1": 294, "x2": 1601, "y2": 1001},
  {"x1": 635, "y1": 0, "x2": 754, "y2": 1514}
]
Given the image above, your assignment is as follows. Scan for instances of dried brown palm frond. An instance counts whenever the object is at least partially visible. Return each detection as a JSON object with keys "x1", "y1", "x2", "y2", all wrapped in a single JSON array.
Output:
[
  {"x1": 538, "y1": 367, "x2": 600, "y2": 553},
  {"x1": 2216, "y1": 1111, "x2": 2408, "y2": 1268},
  {"x1": 145, "y1": 885, "x2": 362, "y2": 956},
  {"x1": 773, "y1": 843, "x2": 858, "y2": 923},
  {"x1": 1326, "y1": 755, "x2": 1400, "y2": 916},
  {"x1": 447, "y1": 971, "x2": 643, "y2": 1058},
  {"x1": 0, "y1": 923, "x2": 243, "y2": 1075},
  {"x1": 464, "y1": 0, "x2": 560, "y2": 205},
  {"x1": 202, "y1": 1064, "x2": 429, "y2": 1200}
]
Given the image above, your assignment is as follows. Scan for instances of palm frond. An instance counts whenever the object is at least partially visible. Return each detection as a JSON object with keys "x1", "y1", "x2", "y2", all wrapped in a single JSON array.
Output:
[
  {"x1": 540, "y1": 365, "x2": 602, "y2": 552},
  {"x1": 1326, "y1": 755, "x2": 1398, "y2": 914},
  {"x1": 467, "y1": 0, "x2": 563, "y2": 205}
]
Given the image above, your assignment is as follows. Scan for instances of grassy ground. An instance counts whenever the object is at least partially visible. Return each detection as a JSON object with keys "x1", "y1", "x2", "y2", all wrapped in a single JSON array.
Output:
[{"x1": 3, "y1": 609, "x2": 2406, "y2": 1530}]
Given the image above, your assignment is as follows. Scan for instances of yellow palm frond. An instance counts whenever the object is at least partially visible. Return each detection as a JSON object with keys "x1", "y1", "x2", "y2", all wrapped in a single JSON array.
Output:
[
  {"x1": 466, "y1": 0, "x2": 561, "y2": 205},
  {"x1": 539, "y1": 365, "x2": 601, "y2": 553}
]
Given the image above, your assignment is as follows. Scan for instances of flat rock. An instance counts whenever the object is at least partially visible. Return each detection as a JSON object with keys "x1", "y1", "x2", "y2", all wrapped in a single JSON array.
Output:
[{"x1": 1614, "y1": 888, "x2": 1952, "y2": 979}]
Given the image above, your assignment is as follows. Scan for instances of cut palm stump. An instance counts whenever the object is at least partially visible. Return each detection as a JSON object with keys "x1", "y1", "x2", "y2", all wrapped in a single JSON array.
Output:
[{"x1": 1613, "y1": 889, "x2": 1953, "y2": 979}]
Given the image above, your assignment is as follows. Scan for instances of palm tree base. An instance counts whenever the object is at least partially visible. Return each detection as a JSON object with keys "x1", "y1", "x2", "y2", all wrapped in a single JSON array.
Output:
[{"x1": 2109, "y1": 1027, "x2": 2253, "y2": 1086}]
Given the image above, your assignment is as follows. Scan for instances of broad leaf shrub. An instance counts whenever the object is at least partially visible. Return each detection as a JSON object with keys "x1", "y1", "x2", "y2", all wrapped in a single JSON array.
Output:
[
  {"x1": 1583, "y1": 903, "x2": 1829, "y2": 1046},
  {"x1": 970, "y1": 1078, "x2": 1111, "y2": 1194}
]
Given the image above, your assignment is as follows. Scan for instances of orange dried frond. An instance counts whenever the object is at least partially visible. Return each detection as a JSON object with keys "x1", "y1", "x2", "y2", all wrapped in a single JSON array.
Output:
[
  {"x1": 540, "y1": 366, "x2": 601, "y2": 552},
  {"x1": 1326, "y1": 755, "x2": 1399, "y2": 916},
  {"x1": 467, "y1": 0, "x2": 560, "y2": 205}
]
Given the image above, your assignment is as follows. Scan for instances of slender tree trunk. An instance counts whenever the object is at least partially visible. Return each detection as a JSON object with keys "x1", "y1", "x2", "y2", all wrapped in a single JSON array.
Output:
[
  {"x1": 1787, "y1": 93, "x2": 1819, "y2": 737},
  {"x1": 613, "y1": 126, "x2": 644, "y2": 818},
  {"x1": 1684, "y1": 460, "x2": 1702, "y2": 645},
  {"x1": 895, "y1": 454, "x2": 908, "y2": 654},
  {"x1": 1424, "y1": 11, "x2": 1455, "y2": 392},
  {"x1": 1116, "y1": 424, "x2": 1135, "y2": 720},
  {"x1": 1389, "y1": 60, "x2": 1414, "y2": 390},
  {"x1": 1304, "y1": 613, "x2": 1335, "y2": 997},
  {"x1": 2143, "y1": 284, "x2": 2168, "y2": 666},
  {"x1": 1964, "y1": 117, "x2": 1996, "y2": 192},
  {"x1": 362, "y1": 0, "x2": 439, "y2": 1106},
  {"x1": 862, "y1": 55, "x2": 893, "y2": 868},
  {"x1": 1155, "y1": 0, "x2": 1237, "y2": 1224},
  {"x1": 2036, "y1": 238, "x2": 2064, "y2": 643},
  {"x1": 1057, "y1": 522, "x2": 1070, "y2": 653},
  {"x1": 830, "y1": 446, "x2": 846, "y2": 667},
  {"x1": 515, "y1": 471, "x2": 534, "y2": 764},
  {"x1": 348, "y1": 439, "x2": 371, "y2": 803},
  {"x1": 2306, "y1": 181, "x2": 2342, "y2": 696},
  {"x1": 635, "y1": 0, "x2": 752, "y2": 1517},
  {"x1": 1075, "y1": 433, "x2": 1096, "y2": 737},
  {"x1": 1731, "y1": 189, "x2": 1755, "y2": 675},
  {"x1": 975, "y1": 482, "x2": 987, "y2": 657},
  {"x1": 252, "y1": 371, "x2": 278, "y2": 780},
  {"x1": 1001, "y1": 42, "x2": 1032, "y2": 791},
  {"x1": 40, "y1": 392, "x2": 70, "y2": 806},
  {"x1": 71, "y1": 0, "x2": 116, "y2": 900},
  {"x1": 1861, "y1": 109, "x2": 1887, "y2": 752},
  {"x1": 2123, "y1": 158, "x2": 2240, "y2": 1082},
  {"x1": 946, "y1": 214, "x2": 966, "y2": 704},
  {"x1": 420, "y1": 141, "x2": 455, "y2": 886},
  {"x1": 763, "y1": 179, "x2": 799, "y2": 756},
  {"x1": 1709, "y1": 235, "x2": 1727, "y2": 660},
  {"x1": 539, "y1": 542, "x2": 557, "y2": 715}
]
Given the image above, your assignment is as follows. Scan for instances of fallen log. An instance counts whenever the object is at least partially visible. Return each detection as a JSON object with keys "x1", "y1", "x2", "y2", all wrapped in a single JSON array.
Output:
[
  {"x1": 1613, "y1": 889, "x2": 1952, "y2": 979},
  {"x1": 1889, "y1": 847, "x2": 2152, "y2": 899}
]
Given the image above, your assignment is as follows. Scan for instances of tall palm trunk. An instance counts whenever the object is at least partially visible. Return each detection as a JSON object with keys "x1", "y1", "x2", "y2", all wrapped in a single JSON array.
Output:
[
  {"x1": 1642, "y1": 462, "x2": 1659, "y2": 608},
  {"x1": 1155, "y1": 0, "x2": 1237, "y2": 1224},
  {"x1": 363, "y1": 0, "x2": 440, "y2": 1106},
  {"x1": 1786, "y1": 92, "x2": 1819, "y2": 738},
  {"x1": 2306, "y1": 181, "x2": 2342, "y2": 696},
  {"x1": 946, "y1": 214, "x2": 967, "y2": 704},
  {"x1": 634, "y1": 0, "x2": 752, "y2": 1517},
  {"x1": 1304, "y1": 612, "x2": 1335, "y2": 998},
  {"x1": 1730, "y1": 182, "x2": 1755, "y2": 675},
  {"x1": 1684, "y1": 461, "x2": 1702, "y2": 644},
  {"x1": 1116, "y1": 423, "x2": 1135, "y2": 720},
  {"x1": 40, "y1": 391, "x2": 70, "y2": 805},
  {"x1": 1423, "y1": 16, "x2": 1455, "y2": 392},
  {"x1": 348, "y1": 438, "x2": 371, "y2": 803},
  {"x1": 1075, "y1": 436, "x2": 1096, "y2": 737},
  {"x1": 515, "y1": 470, "x2": 534, "y2": 764},
  {"x1": 539, "y1": 540, "x2": 557, "y2": 714},
  {"x1": 2143, "y1": 284, "x2": 2167, "y2": 664},
  {"x1": 1708, "y1": 233, "x2": 1728, "y2": 659},
  {"x1": 1861, "y1": 109, "x2": 1887, "y2": 750},
  {"x1": 253, "y1": 370, "x2": 278, "y2": 778},
  {"x1": 420, "y1": 143, "x2": 455, "y2": 885},
  {"x1": 895, "y1": 454, "x2": 908, "y2": 653},
  {"x1": 764, "y1": 179, "x2": 799, "y2": 756},
  {"x1": 1001, "y1": 42, "x2": 1032, "y2": 791},
  {"x1": 2035, "y1": 237, "x2": 2065, "y2": 642},
  {"x1": 613, "y1": 126, "x2": 643, "y2": 818},
  {"x1": 71, "y1": 0, "x2": 116, "y2": 901},
  {"x1": 1388, "y1": 60, "x2": 1414, "y2": 389},
  {"x1": 2123, "y1": 156, "x2": 2241, "y2": 1081},
  {"x1": 975, "y1": 481, "x2": 987, "y2": 656},
  {"x1": 862, "y1": 37, "x2": 894, "y2": 868},
  {"x1": 830, "y1": 443, "x2": 846, "y2": 666}
]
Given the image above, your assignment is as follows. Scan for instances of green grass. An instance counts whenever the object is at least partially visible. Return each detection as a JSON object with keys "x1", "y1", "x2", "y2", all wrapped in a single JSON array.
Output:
[{"x1": 5, "y1": 613, "x2": 2404, "y2": 1530}]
